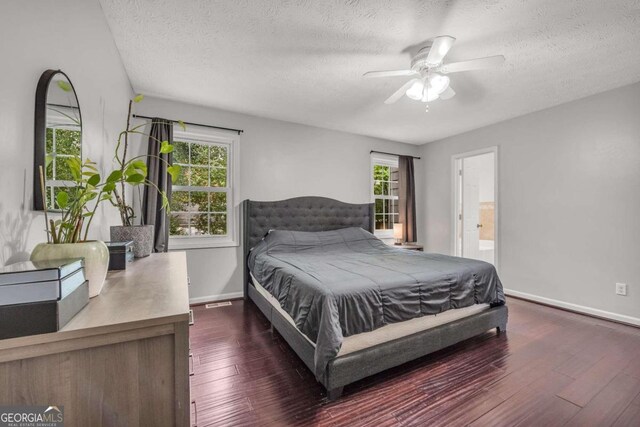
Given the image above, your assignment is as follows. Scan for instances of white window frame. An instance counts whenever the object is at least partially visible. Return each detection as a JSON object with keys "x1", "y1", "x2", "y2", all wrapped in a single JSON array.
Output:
[
  {"x1": 370, "y1": 153, "x2": 399, "y2": 238},
  {"x1": 169, "y1": 126, "x2": 240, "y2": 250}
]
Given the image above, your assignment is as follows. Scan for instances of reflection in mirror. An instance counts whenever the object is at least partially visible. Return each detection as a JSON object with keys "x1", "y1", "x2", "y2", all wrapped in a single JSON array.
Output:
[{"x1": 34, "y1": 70, "x2": 82, "y2": 211}]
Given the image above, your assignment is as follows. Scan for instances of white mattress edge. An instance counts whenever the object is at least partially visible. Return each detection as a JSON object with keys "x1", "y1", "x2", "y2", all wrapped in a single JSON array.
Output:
[{"x1": 250, "y1": 273, "x2": 490, "y2": 357}]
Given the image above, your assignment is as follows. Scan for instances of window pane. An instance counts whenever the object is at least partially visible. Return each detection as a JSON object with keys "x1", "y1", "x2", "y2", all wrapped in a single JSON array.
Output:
[
  {"x1": 383, "y1": 199, "x2": 390, "y2": 215},
  {"x1": 46, "y1": 128, "x2": 54, "y2": 153},
  {"x1": 170, "y1": 191, "x2": 189, "y2": 212},
  {"x1": 210, "y1": 167, "x2": 226, "y2": 187},
  {"x1": 191, "y1": 166, "x2": 209, "y2": 187},
  {"x1": 175, "y1": 166, "x2": 189, "y2": 186},
  {"x1": 385, "y1": 214, "x2": 394, "y2": 230},
  {"x1": 191, "y1": 191, "x2": 209, "y2": 212},
  {"x1": 210, "y1": 146, "x2": 227, "y2": 169},
  {"x1": 375, "y1": 214, "x2": 385, "y2": 230},
  {"x1": 211, "y1": 192, "x2": 227, "y2": 212},
  {"x1": 390, "y1": 167, "x2": 399, "y2": 182},
  {"x1": 374, "y1": 181, "x2": 389, "y2": 196},
  {"x1": 381, "y1": 181, "x2": 389, "y2": 196},
  {"x1": 173, "y1": 141, "x2": 189, "y2": 164},
  {"x1": 390, "y1": 181, "x2": 399, "y2": 197},
  {"x1": 45, "y1": 186, "x2": 63, "y2": 209},
  {"x1": 190, "y1": 213, "x2": 208, "y2": 235},
  {"x1": 45, "y1": 157, "x2": 54, "y2": 180},
  {"x1": 374, "y1": 199, "x2": 383, "y2": 215},
  {"x1": 390, "y1": 199, "x2": 399, "y2": 215},
  {"x1": 56, "y1": 158, "x2": 73, "y2": 181},
  {"x1": 209, "y1": 214, "x2": 227, "y2": 235},
  {"x1": 373, "y1": 165, "x2": 389, "y2": 181},
  {"x1": 190, "y1": 143, "x2": 209, "y2": 166},
  {"x1": 169, "y1": 213, "x2": 188, "y2": 236},
  {"x1": 55, "y1": 129, "x2": 81, "y2": 155},
  {"x1": 373, "y1": 180, "x2": 383, "y2": 196}
]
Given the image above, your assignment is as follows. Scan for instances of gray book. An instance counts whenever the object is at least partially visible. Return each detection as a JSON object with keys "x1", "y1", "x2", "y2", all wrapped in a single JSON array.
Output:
[
  {"x1": 0, "y1": 258, "x2": 83, "y2": 286},
  {"x1": 0, "y1": 268, "x2": 86, "y2": 306},
  {"x1": 0, "y1": 279, "x2": 89, "y2": 339}
]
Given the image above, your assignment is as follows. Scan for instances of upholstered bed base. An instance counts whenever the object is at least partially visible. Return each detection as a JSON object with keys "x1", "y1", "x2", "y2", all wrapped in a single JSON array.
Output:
[
  {"x1": 248, "y1": 284, "x2": 508, "y2": 399},
  {"x1": 242, "y1": 197, "x2": 508, "y2": 400}
]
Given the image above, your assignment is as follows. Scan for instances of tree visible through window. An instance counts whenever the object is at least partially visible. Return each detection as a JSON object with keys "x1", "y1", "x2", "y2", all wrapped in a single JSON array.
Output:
[
  {"x1": 169, "y1": 137, "x2": 230, "y2": 237},
  {"x1": 372, "y1": 160, "x2": 399, "y2": 233}
]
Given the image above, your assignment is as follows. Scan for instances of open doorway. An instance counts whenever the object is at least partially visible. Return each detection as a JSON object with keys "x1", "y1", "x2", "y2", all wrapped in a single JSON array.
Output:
[{"x1": 453, "y1": 147, "x2": 498, "y2": 266}]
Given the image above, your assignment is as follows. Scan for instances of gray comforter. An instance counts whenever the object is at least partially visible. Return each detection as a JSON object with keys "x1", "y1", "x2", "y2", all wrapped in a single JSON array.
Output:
[{"x1": 248, "y1": 227, "x2": 505, "y2": 380}]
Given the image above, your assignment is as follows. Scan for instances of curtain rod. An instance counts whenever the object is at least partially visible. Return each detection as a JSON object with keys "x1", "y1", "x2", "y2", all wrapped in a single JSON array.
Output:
[
  {"x1": 370, "y1": 150, "x2": 421, "y2": 160},
  {"x1": 132, "y1": 114, "x2": 244, "y2": 134}
]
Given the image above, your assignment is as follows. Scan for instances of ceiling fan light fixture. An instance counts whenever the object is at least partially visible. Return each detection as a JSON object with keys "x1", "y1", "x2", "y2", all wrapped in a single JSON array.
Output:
[
  {"x1": 364, "y1": 35, "x2": 504, "y2": 107},
  {"x1": 429, "y1": 73, "x2": 450, "y2": 95},
  {"x1": 405, "y1": 81, "x2": 425, "y2": 100},
  {"x1": 421, "y1": 91, "x2": 439, "y2": 102}
]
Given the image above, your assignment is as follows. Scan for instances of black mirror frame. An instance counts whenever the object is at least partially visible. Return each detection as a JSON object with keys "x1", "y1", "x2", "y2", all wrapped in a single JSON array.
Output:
[{"x1": 34, "y1": 69, "x2": 82, "y2": 211}]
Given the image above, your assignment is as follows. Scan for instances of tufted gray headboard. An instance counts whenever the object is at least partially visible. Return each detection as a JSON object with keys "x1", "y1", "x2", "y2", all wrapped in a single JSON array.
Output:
[{"x1": 242, "y1": 196, "x2": 374, "y2": 297}]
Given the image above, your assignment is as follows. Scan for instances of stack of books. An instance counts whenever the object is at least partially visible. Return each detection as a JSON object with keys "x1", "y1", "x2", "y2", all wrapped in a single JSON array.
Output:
[{"x1": 0, "y1": 258, "x2": 89, "y2": 339}]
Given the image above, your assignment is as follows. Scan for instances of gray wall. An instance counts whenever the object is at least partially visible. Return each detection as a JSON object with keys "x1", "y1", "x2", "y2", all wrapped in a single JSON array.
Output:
[
  {"x1": 0, "y1": 0, "x2": 132, "y2": 266},
  {"x1": 136, "y1": 97, "x2": 424, "y2": 302},
  {"x1": 421, "y1": 82, "x2": 640, "y2": 322}
]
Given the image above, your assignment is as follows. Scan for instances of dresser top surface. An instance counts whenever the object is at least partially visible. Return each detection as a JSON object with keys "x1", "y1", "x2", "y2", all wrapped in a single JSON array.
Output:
[
  {"x1": 0, "y1": 252, "x2": 190, "y2": 349},
  {"x1": 64, "y1": 251, "x2": 190, "y2": 330}
]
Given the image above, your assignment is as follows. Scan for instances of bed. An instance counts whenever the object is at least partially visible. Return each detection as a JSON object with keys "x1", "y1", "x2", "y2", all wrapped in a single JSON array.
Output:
[{"x1": 242, "y1": 196, "x2": 507, "y2": 400}]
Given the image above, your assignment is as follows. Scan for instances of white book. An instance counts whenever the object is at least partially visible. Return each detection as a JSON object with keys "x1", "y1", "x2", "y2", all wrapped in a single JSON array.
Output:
[
  {"x1": 0, "y1": 258, "x2": 83, "y2": 286},
  {"x1": 0, "y1": 268, "x2": 86, "y2": 306}
]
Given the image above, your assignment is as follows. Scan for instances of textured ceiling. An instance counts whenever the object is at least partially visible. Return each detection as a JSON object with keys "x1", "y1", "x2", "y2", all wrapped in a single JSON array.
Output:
[{"x1": 99, "y1": 0, "x2": 640, "y2": 144}]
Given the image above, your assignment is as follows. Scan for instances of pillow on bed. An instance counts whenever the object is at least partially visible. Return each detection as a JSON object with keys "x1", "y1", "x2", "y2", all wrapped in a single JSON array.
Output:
[{"x1": 263, "y1": 227, "x2": 379, "y2": 253}]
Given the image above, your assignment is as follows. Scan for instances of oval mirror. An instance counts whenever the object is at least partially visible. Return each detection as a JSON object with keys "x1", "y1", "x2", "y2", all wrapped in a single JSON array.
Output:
[{"x1": 34, "y1": 69, "x2": 82, "y2": 211}]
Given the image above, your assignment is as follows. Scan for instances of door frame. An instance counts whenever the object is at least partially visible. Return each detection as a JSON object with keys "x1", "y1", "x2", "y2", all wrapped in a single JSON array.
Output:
[{"x1": 451, "y1": 146, "x2": 499, "y2": 270}]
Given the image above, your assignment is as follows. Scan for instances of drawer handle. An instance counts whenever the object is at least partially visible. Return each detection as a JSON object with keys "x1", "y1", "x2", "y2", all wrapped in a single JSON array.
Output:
[
  {"x1": 191, "y1": 399, "x2": 197, "y2": 427},
  {"x1": 189, "y1": 353, "x2": 195, "y2": 376}
]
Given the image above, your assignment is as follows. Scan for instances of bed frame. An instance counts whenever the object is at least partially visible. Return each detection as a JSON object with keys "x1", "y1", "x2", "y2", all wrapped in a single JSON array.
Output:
[{"x1": 242, "y1": 196, "x2": 508, "y2": 400}]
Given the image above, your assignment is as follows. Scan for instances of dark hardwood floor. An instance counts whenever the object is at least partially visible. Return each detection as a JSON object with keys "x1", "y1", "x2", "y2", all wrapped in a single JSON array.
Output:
[{"x1": 189, "y1": 298, "x2": 640, "y2": 426}]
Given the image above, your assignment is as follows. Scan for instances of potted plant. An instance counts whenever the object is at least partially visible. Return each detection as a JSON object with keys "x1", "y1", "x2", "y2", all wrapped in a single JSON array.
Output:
[
  {"x1": 31, "y1": 158, "x2": 113, "y2": 297},
  {"x1": 108, "y1": 95, "x2": 181, "y2": 257}
]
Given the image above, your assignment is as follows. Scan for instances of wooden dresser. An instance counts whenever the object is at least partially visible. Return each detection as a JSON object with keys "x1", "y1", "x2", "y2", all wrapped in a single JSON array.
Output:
[{"x1": 0, "y1": 252, "x2": 190, "y2": 426}]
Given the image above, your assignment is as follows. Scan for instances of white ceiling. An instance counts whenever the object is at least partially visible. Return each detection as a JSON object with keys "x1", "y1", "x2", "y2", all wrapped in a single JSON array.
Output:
[{"x1": 99, "y1": 0, "x2": 640, "y2": 145}]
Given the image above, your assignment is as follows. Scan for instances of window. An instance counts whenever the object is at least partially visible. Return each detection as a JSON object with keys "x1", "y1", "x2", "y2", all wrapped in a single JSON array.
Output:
[
  {"x1": 371, "y1": 154, "x2": 399, "y2": 237},
  {"x1": 45, "y1": 106, "x2": 81, "y2": 210},
  {"x1": 169, "y1": 127, "x2": 239, "y2": 249}
]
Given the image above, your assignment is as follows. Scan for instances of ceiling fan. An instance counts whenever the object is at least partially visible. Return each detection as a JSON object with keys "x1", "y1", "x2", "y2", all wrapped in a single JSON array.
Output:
[{"x1": 363, "y1": 36, "x2": 505, "y2": 109}]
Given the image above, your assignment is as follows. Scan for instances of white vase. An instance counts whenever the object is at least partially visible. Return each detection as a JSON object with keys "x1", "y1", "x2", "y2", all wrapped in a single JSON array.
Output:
[
  {"x1": 30, "y1": 241, "x2": 109, "y2": 298},
  {"x1": 110, "y1": 225, "x2": 154, "y2": 258}
]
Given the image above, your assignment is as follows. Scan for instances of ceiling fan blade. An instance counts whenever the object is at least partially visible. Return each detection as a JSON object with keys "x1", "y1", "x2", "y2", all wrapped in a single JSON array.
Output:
[
  {"x1": 384, "y1": 79, "x2": 419, "y2": 104},
  {"x1": 363, "y1": 69, "x2": 418, "y2": 78},
  {"x1": 426, "y1": 35, "x2": 456, "y2": 66},
  {"x1": 440, "y1": 86, "x2": 456, "y2": 100},
  {"x1": 439, "y1": 55, "x2": 505, "y2": 74}
]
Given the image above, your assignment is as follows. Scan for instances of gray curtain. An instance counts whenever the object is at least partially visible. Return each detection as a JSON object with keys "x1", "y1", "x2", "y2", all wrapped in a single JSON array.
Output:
[
  {"x1": 398, "y1": 155, "x2": 417, "y2": 243},
  {"x1": 142, "y1": 118, "x2": 173, "y2": 253}
]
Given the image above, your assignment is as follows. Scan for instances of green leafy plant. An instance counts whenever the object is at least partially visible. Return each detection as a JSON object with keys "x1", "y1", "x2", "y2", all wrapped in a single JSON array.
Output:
[
  {"x1": 37, "y1": 94, "x2": 184, "y2": 244},
  {"x1": 111, "y1": 94, "x2": 183, "y2": 226},
  {"x1": 39, "y1": 158, "x2": 112, "y2": 244}
]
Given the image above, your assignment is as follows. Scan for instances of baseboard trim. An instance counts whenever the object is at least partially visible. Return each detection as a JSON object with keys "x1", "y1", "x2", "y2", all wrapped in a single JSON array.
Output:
[
  {"x1": 190, "y1": 292, "x2": 244, "y2": 306},
  {"x1": 504, "y1": 288, "x2": 640, "y2": 327}
]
